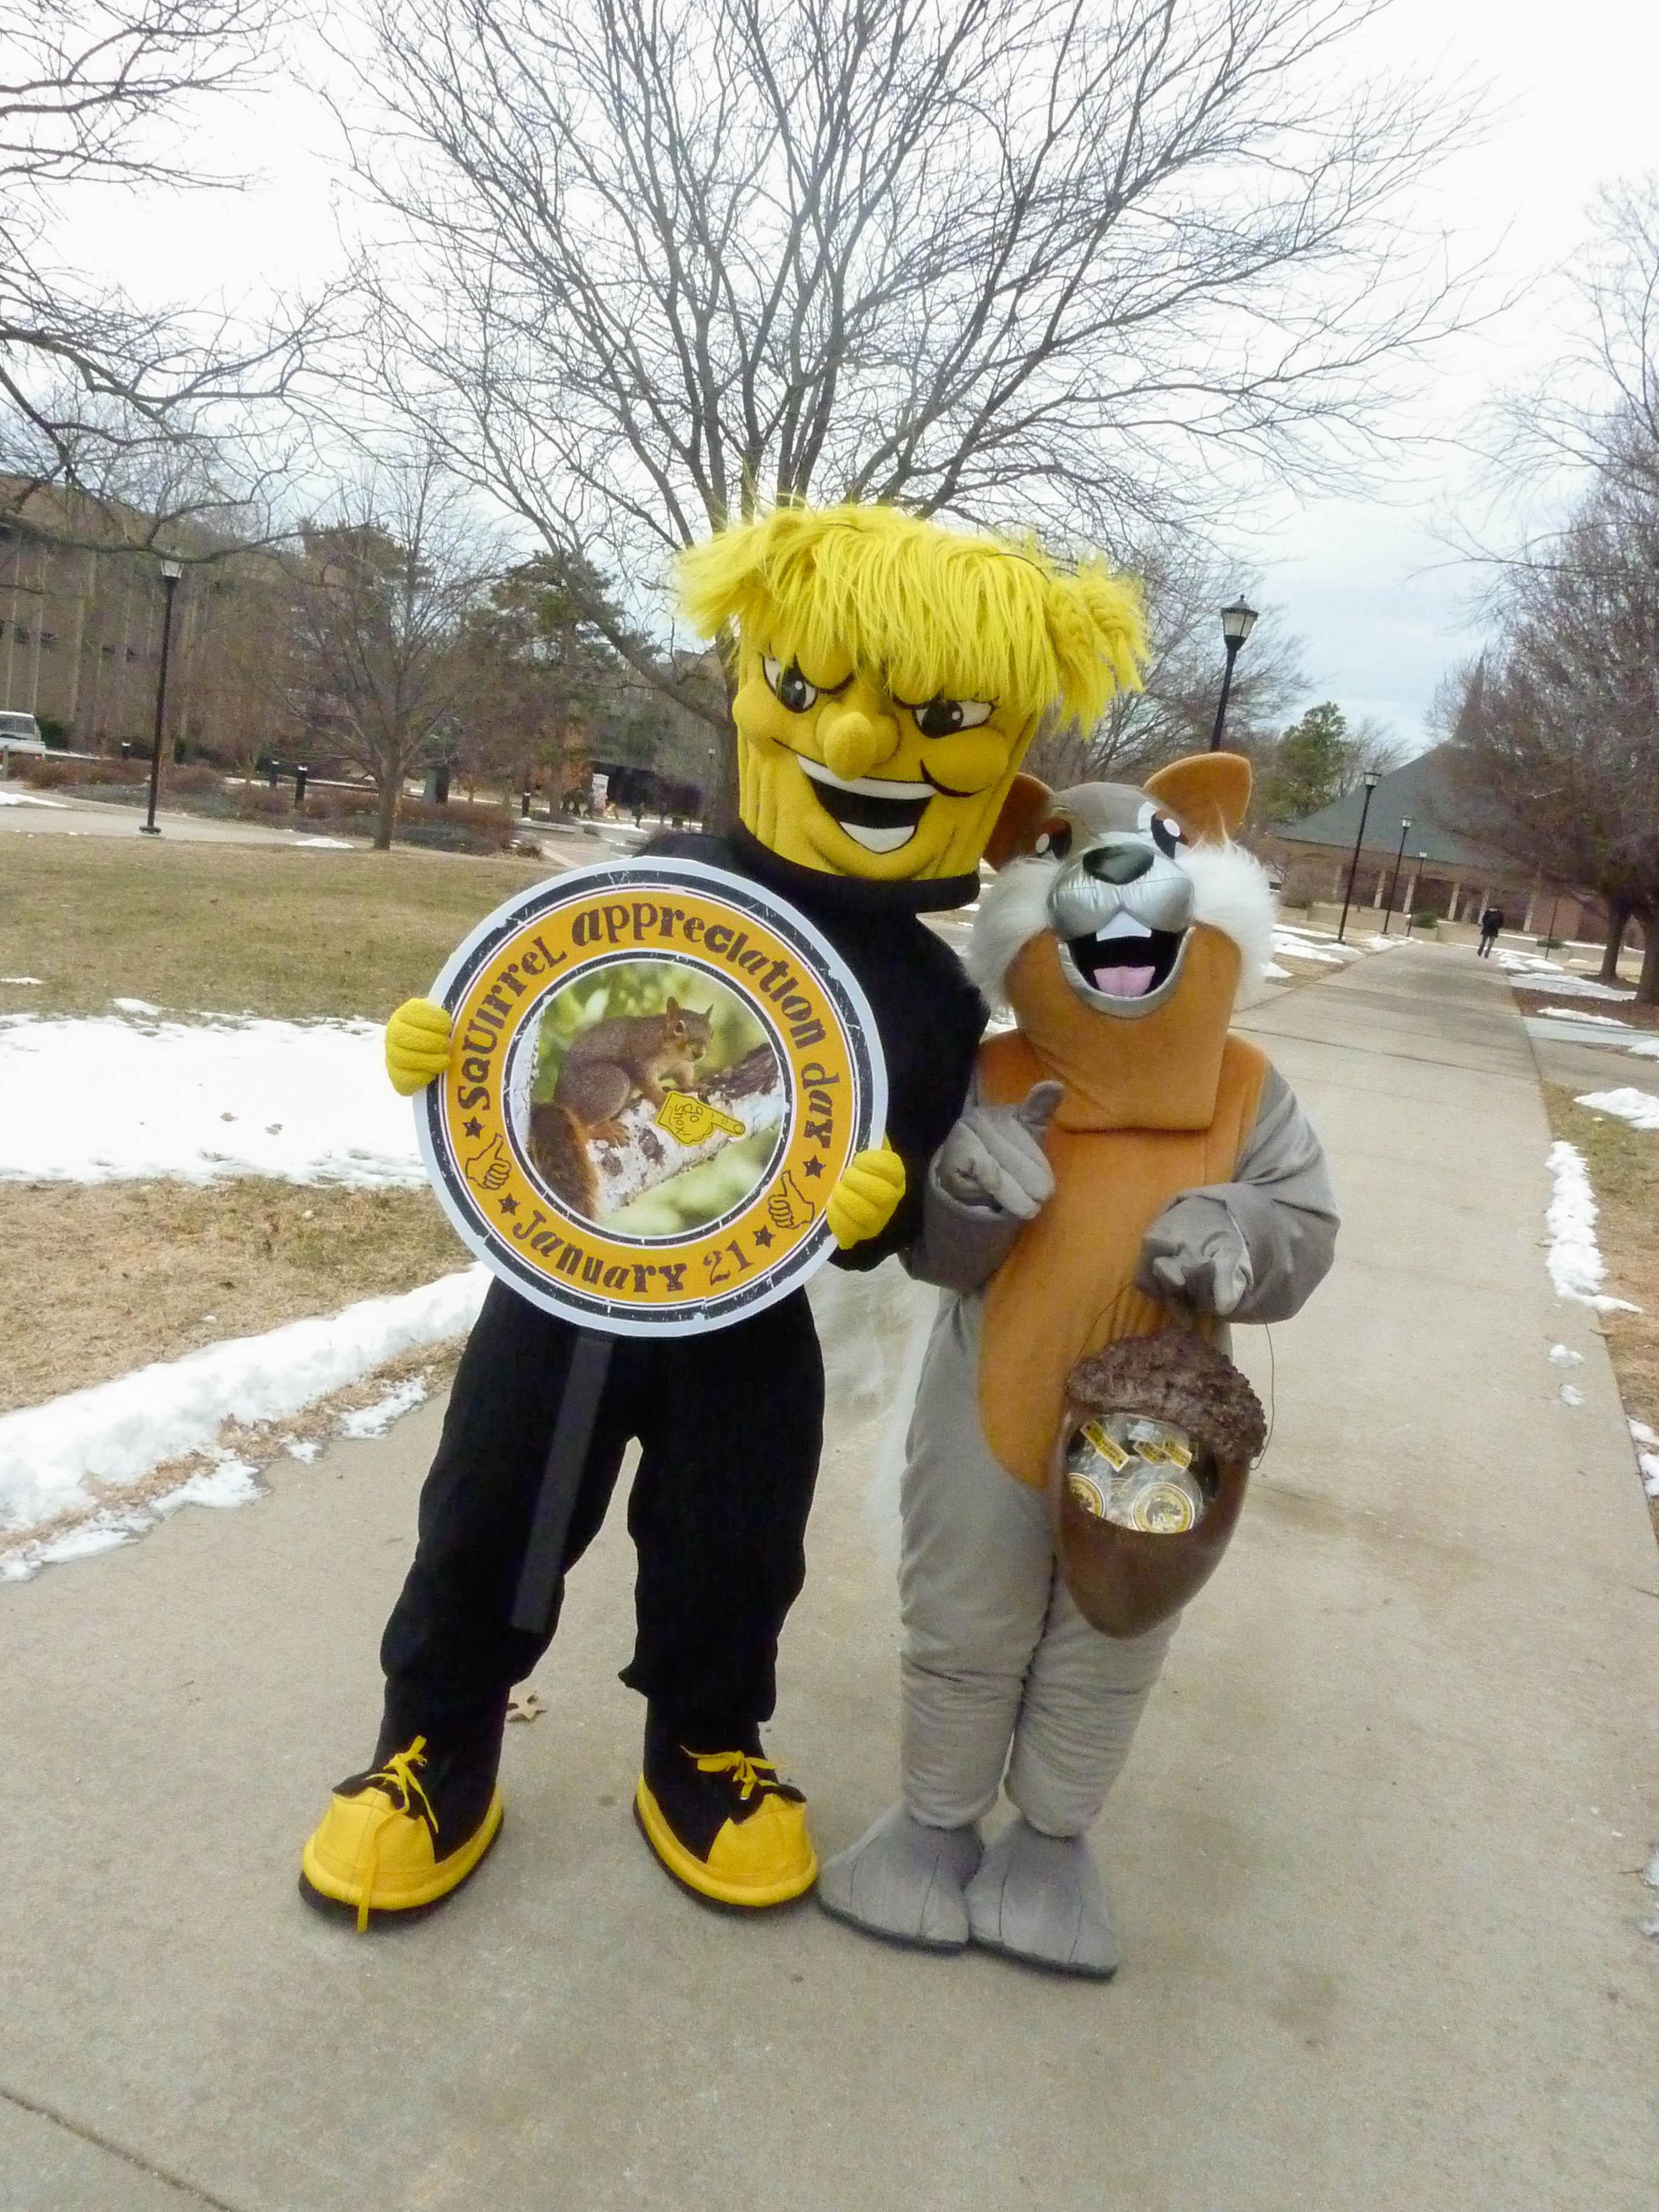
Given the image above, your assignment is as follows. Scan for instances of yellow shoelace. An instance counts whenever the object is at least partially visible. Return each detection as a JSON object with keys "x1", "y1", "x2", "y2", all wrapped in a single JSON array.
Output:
[
  {"x1": 692, "y1": 1749, "x2": 780, "y2": 1802},
  {"x1": 351, "y1": 1736, "x2": 436, "y2": 1933}
]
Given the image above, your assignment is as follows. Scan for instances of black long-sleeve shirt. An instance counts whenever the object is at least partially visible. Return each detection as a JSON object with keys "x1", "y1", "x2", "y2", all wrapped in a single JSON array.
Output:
[{"x1": 644, "y1": 826, "x2": 987, "y2": 1269}]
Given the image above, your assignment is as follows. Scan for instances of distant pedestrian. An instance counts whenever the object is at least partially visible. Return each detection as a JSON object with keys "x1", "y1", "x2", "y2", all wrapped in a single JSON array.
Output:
[{"x1": 1478, "y1": 905, "x2": 1505, "y2": 957}]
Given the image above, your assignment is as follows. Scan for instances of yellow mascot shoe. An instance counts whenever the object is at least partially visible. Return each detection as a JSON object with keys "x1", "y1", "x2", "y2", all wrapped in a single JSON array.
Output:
[
  {"x1": 299, "y1": 1736, "x2": 504, "y2": 1932},
  {"x1": 634, "y1": 1710, "x2": 817, "y2": 1909}
]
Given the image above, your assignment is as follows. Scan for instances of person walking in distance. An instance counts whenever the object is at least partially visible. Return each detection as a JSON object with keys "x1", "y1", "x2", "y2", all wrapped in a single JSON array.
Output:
[{"x1": 1477, "y1": 905, "x2": 1505, "y2": 957}]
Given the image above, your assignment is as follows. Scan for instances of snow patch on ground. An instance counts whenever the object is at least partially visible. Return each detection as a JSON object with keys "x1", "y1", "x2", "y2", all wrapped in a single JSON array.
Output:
[
  {"x1": 1495, "y1": 953, "x2": 1635, "y2": 1001},
  {"x1": 1558, "y1": 1384, "x2": 1585, "y2": 1408},
  {"x1": 0, "y1": 790, "x2": 69, "y2": 808},
  {"x1": 339, "y1": 1374, "x2": 429, "y2": 1438},
  {"x1": 1575, "y1": 1087, "x2": 1659, "y2": 1133},
  {"x1": 1632, "y1": 1422, "x2": 1659, "y2": 1500},
  {"x1": 292, "y1": 836, "x2": 354, "y2": 850},
  {"x1": 0, "y1": 975, "x2": 41, "y2": 985},
  {"x1": 0, "y1": 1265, "x2": 487, "y2": 1546},
  {"x1": 1537, "y1": 1007, "x2": 1631, "y2": 1028},
  {"x1": 1271, "y1": 927, "x2": 1347, "y2": 967},
  {"x1": 0, "y1": 1011, "x2": 421, "y2": 1185},
  {"x1": 1629, "y1": 1038, "x2": 1659, "y2": 1061},
  {"x1": 1543, "y1": 1141, "x2": 1640, "y2": 1313},
  {"x1": 1548, "y1": 1344, "x2": 1584, "y2": 1367},
  {"x1": 1262, "y1": 961, "x2": 1292, "y2": 981},
  {"x1": 2, "y1": 1454, "x2": 264, "y2": 1582}
]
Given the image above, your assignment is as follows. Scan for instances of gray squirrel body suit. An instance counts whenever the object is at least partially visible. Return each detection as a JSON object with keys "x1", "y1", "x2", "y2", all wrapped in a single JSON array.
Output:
[{"x1": 817, "y1": 767, "x2": 1338, "y2": 1977}]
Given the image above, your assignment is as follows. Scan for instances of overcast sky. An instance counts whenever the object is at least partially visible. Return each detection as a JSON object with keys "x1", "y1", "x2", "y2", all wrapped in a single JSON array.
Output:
[{"x1": 58, "y1": 0, "x2": 1659, "y2": 755}]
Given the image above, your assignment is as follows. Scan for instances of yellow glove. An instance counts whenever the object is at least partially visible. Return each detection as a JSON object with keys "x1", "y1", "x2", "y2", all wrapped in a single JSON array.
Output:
[
  {"x1": 385, "y1": 996, "x2": 454, "y2": 1096},
  {"x1": 825, "y1": 1141, "x2": 906, "y2": 1250}
]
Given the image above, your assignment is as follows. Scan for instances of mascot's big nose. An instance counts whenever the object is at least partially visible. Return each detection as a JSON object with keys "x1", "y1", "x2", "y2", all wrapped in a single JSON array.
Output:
[
  {"x1": 819, "y1": 708, "x2": 899, "y2": 782},
  {"x1": 1082, "y1": 838, "x2": 1154, "y2": 885}
]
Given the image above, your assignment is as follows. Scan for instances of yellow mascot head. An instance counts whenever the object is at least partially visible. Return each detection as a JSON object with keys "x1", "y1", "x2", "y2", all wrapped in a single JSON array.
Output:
[{"x1": 676, "y1": 504, "x2": 1144, "y2": 890}]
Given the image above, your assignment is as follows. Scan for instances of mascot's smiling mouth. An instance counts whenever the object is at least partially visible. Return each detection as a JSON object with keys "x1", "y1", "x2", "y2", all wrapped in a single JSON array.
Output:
[
  {"x1": 797, "y1": 756, "x2": 938, "y2": 854},
  {"x1": 1064, "y1": 916, "x2": 1188, "y2": 1002}
]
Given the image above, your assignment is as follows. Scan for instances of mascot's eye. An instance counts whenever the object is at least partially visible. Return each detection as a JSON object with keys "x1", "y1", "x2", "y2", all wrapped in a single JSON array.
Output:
[
  {"x1": 1138, "y1": 800, "x2": 1185, "y2": 857},
  {"x1": 1033, "y1": 819, "x2": 1073, "y2": 860},
  {"x1": 763, "y1": 657, "x2": 820, "y2": 714},
  {"x1": 911, "y1": 695, "x2": 994, "y2": 738}
]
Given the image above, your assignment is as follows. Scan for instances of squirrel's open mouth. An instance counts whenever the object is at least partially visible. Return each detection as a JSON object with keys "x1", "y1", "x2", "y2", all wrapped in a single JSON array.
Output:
[
  {"x1": 1060, "y1": 916, "x2": 1188, "y2": 1015},
  {"x1": 797, "y1": 757, "x2": 933, "y2": 855}
]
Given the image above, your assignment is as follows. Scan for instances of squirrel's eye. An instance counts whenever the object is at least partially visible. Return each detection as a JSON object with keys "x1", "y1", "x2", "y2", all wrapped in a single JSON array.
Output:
[
  {"x1": 1137, "y1": 799, "x2": 1185, "y2": 857},
  {"x1": 1033, "y1": 819, "x2": 1073, "y2": 860},
  {"x1": 763, "y1": 656, "x2": 820, "y2": 714},
  {"x1": 913, "y1": 696, "x2": 993, "y2": 739}
]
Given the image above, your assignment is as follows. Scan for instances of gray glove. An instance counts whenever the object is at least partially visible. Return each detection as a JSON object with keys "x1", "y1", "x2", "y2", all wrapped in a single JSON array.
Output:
[
  {"x1": 933, "y1": 1081, "x2": 1062, "y2": 1221},
  {"x1": 1136, "y1": 1194, "x2": 1253, "y2": 1317}
]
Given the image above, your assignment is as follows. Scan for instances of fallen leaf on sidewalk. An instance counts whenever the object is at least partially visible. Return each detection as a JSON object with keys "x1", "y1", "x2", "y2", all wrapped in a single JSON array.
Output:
[{"x1": 506, "y1": 1691, "x2": 545, "y2": 1723}]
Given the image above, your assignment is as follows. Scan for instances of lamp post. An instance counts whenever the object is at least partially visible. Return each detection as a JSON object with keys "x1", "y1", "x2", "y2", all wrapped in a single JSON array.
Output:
[
  {"x1": 1336, "y1": 769, "x2": 1381, "y2": 945},
  {"x1": 139, "y1": 558, "x2": 184, "y2": 837},
  {"x1": 1208, "y1": 597, "x2": 1259, "y2": 751},
  {"x1": 1404, "y1": 850, "x2": 1426, "y2": 934},
  {"x1": 1381, "y1": 815, "x2": 1413, "y2": 936}
]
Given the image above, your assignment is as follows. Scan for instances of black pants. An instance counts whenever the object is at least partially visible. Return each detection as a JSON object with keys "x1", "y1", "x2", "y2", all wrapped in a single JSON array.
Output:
[
  {"x1": 1478, "y1": 930, "x2": 1498, "y2": 956},
  {"x1": 378, "y1": 1280, "x2": 825, "y2": 1750}
]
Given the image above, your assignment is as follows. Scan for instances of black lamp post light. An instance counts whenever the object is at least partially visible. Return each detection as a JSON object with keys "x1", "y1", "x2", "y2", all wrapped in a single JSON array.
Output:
[
  {"x1": 1381, "y1": 815, "x2": 1413, "y2": 937},
  {"x1": 1336, "y1": 769, "x2": 1381, "y2": 946},
  {"x1": 139, "y1": 557, "x2": 184, "y2": 837},
  {"x1": 1208, "y1": 597, "x2": 1259, "y2": 752}
]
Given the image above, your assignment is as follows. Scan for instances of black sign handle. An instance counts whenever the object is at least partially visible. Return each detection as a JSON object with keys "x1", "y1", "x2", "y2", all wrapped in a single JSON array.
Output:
[{"x1": 511, "y1": 1327, "x2": 616, "y2": 1637}]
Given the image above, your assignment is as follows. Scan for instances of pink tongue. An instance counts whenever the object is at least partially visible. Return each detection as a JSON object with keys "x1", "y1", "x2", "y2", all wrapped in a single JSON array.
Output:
[{"x1": 1091, "y1": 964, "x2": 1156, "y2": 998}]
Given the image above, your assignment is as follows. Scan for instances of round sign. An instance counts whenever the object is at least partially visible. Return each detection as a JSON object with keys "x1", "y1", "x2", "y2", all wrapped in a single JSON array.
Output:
[{"x1": 417, "y1": 857, "x2": 887, "y2": 1335}]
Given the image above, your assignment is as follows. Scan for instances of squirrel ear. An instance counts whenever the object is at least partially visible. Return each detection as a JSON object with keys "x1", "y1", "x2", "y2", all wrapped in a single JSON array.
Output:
[
  {"x1": 985, "y1": 773, "x2": 1053, "y2": 870},
  {"x1": 1144, "y1": 752, "x2": 1252, "y2": 843},
  {"x1": 665, "y1": 995, "x2": 680, "y2": 1016}
]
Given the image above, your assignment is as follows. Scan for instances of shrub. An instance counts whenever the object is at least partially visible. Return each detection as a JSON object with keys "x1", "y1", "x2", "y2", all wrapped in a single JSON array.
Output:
[
  {"x1": 1409, "y1": 911, "x2": 1438, "y2": 933},
  {"x1": 22, "y1": 754, "x2": 147, "y2": 789},
  {"x1": 166, "y1": 763, "x2": 227, "y2": 796}
]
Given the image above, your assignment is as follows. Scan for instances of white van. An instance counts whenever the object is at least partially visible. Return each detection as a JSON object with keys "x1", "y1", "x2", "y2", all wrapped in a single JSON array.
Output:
[{"x1": 0, "y1": 711, "x2": 47, "y2": 759}]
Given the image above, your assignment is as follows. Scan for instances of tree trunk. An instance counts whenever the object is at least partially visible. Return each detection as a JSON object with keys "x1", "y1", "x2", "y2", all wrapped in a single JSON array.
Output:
[
  {"x1": 375, "y1": 775, "x2": 398, "y2": 851},
  {"x1": 701, "y1": 645, "x2": 740, "y2": 834},
  {"x1": 1600, "y1": 898, "x2": 1631, "y2": 983},
  {"x1": 1637, "y1": 918, "x2": 1659, "y2": 1007}
]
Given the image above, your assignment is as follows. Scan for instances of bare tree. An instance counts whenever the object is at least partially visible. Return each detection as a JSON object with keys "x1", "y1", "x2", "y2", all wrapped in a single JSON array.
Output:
[
  {"x1": 1028, "y1": 544, "x2": 1305, "y2": 787},
  {"x1": 1446, "y1": 488, "x2": 1659, "y2": 1002},
  {"x1": 1449, "y1": 183, "x2": 1659, "y2": 997},
  {"x1": 333, "y1": 0, "x2": 1478, "y2": 818},
  {"x1": 0, "y1": 0, "x2": 324, "y2": 541},
  {"x1": 287, "y1": 447, "x2": 498, "y2": 848}
]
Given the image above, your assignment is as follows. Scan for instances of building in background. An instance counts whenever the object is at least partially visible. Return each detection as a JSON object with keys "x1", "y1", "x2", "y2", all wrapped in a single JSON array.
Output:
[{"x1": 1255, "y1": 745, "x2": 1611, "y2": 941}]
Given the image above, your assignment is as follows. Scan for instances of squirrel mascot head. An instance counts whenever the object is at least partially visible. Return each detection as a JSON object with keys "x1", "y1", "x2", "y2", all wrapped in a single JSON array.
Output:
[
  {"x1": 967, "y1": 754, "x2": 1275, "y2": 1127},
  {"x1": 675, "y1": 504, "x2": 1144, "y2": 889}
]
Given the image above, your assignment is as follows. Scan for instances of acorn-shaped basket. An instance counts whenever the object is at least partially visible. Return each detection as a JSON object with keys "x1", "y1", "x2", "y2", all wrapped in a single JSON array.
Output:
[{"x1": 1050, "y1": 1328, "x2": 1267, "y2": 1640}]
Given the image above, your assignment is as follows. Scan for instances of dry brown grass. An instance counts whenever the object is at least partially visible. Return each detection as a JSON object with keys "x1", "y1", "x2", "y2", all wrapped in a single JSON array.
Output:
[
  {"x1": 0, "y1": 835, "x2": 546, "y2": 1022},
  {"x1": 0, "y1": 1177, "x2": 468, "y2": 1412},
  {"x1": 1543, "y1": 1085, "x2": 1659, "y2": 1535}
]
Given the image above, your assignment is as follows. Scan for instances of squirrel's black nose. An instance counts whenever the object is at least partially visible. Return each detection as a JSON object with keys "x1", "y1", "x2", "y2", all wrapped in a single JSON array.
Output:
[{"x1": 1081, "y1": 838, "x2": 1154, "y2": 885}]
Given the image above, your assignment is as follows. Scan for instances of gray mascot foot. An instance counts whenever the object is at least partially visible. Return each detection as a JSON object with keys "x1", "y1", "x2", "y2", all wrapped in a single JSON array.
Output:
[
  {"x1": 817, "y1": 1804, "x2": 983, "y2": 1951},
  {"x1": 965, "y1": 1817, "x2": 1120, "y2": 1979}
]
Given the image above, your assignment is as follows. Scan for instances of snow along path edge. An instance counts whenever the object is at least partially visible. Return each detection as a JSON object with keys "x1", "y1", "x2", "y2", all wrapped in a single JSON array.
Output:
[
  {"x1": 1543, "y1": 1141, "x2": 1640, "y2": 1314},
  {"x1": 0, "y1": 1264, "x2": 489, "y2": 1538}
]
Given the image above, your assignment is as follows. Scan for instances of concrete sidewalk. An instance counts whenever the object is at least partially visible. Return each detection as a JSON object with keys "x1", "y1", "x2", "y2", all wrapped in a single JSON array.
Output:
[{"x1": 3, "y1": 943, "x2": 1657, "y2": 2211}]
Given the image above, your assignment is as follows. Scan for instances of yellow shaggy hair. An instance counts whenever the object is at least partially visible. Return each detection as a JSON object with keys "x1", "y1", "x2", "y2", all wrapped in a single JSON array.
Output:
[{"x1": 675, "y1": 503, "x2": 1144, "y2": 728}]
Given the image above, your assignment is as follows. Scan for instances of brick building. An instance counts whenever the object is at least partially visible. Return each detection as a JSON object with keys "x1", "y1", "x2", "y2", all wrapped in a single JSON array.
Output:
[{"x1": 1256, "y1": 745, "x2": 1614, "y2": 941}]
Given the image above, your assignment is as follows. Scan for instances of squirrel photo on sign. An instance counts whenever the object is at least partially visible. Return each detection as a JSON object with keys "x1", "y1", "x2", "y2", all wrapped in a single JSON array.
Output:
[{"x1": 522, "y1": 962, "x2": 785, "y2": 1234}]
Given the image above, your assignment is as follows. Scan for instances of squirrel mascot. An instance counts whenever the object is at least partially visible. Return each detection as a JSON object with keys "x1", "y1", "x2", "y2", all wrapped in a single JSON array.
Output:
[
  {"x1": 299, "y1": 505, "x2": 1142, "y2": 1926},
  {"x1": 817, "y1": 757, "x2": 1338, "y2": 1976}
]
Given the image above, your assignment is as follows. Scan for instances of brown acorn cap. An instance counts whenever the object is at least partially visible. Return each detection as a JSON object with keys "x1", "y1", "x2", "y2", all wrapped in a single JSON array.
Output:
[{"x1": 1067, "y1": 1330, "x2": 1267, "y2": 1464}]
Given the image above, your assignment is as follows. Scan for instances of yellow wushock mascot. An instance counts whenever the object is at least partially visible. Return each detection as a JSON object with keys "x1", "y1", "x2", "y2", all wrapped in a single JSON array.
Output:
[
  {"x1": 817, "y1": 755, "x2": 1338, "y2": 1974},
  {"x1": 299, "y1": 506, "x2": 1142, "y2": 1926}
]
